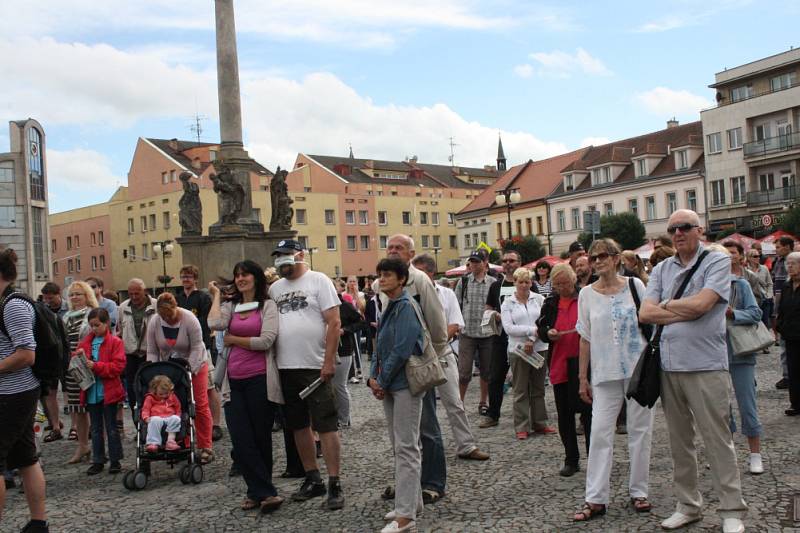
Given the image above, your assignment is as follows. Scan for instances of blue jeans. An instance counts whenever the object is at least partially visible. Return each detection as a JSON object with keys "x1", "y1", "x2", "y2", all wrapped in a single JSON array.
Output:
[
  {"x1": 87, "y1": 402, "x2": 123, "y2": 465},
  {"x1": 729, "y1": 360, "x2": 763, "y2": 437},
  {"x1": 419, "y1": 389, "x2": 446, "y2": 494}
]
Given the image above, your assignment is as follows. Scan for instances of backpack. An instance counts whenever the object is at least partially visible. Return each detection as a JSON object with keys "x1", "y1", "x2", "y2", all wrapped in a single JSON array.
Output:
[
  {"x1": 458, "y1": 272, "x2": 497, "y2": 311},
  {"x1": 0, "y1": 291, "x2": 70, "y2": 382}
]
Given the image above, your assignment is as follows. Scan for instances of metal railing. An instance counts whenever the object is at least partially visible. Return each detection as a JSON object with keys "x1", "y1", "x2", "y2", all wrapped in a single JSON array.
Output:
[
  {"x1": 746, "y1": 185, "x2": 800, "y2": 206},
  {"x1": 743, "y1": 131, "x2": 800, "y2": 158},
  {"x1": 704, "y1": 80, "x2": 798, "y2": 111}
]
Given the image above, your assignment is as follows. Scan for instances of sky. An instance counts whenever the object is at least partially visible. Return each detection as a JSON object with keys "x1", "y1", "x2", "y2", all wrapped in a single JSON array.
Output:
[{"x1": 1, "y1": 0, "x2": 798, "y2": 213}]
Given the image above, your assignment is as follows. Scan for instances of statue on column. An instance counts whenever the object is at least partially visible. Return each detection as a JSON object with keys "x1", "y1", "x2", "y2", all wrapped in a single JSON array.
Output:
[
  {"x1": 210, "y1": 160, "x2": 245, "y2": 225},
  {"x1": 269, "y1": 166, "x2": 294, "y2": 231},
  {"x1": 178, "y1": 171, "x2": 203, "y2": 236}
]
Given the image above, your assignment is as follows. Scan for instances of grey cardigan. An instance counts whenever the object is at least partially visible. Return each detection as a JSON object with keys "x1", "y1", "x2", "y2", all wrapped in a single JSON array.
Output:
[
  {"x1": 146, "y1": 308, "x2": 206, "y2": 374},
  {"x1": 207, "y1": 300, "x2": 283, "y2": 405}
]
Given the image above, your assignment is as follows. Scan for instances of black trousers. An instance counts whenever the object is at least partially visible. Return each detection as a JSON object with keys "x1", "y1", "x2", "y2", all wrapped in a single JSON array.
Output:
[
  {"x1": 553, "y1": 380, "x2": 592, "y2": 467},
  {"x1": 486, "y1": 336, "x2": 509, "y2": 421},
  {"x1": 278, "y1": 406, "x2": 304, "y2": 475},
  {"x1": 786, "y1": 339, "x2": 800, "y2": 410},
  {"x1": 124, "y1": 354, "x2": 145, "y2": 423}
]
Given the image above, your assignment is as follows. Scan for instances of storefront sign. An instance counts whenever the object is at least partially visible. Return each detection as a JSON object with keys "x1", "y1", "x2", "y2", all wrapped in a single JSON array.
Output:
[{"x1": 751, "y1": 212, "x2": 786, "y2": 230}]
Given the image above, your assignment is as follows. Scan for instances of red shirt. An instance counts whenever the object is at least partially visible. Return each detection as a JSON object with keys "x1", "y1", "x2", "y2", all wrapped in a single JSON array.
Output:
[{"x1": 549, "y1": 296, "x2": 579, "y2": 385}]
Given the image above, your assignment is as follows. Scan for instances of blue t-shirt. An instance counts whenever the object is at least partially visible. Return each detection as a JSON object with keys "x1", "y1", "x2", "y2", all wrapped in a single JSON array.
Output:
[{"x1": 86, "y1": 336, "x2": 105, "y2": 404}]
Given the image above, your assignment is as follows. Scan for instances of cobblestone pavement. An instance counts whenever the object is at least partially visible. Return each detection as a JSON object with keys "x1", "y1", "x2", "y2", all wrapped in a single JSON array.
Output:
[{"x1": 5, "y1": 346, "x2": 800, "y2": 532}]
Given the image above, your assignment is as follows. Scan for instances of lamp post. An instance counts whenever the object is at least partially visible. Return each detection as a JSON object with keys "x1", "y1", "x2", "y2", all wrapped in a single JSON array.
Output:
[
  {"x1": 495, "y1": 188, "x2": 521, "y2": 240},
  {"x1": 431, "y1": 247, "x2": 440, "y2": 273},
  {"x1": 308, "y1": 247, "x2": 319, "y2": 270},
  {"x1": 152, "y1": 240, "x2": 174, "y2": 292}
]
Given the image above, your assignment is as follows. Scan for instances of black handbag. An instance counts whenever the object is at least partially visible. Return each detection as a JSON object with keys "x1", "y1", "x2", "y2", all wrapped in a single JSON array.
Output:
[{"x1": 626, "y1": 251, "x2": 708, "y2": 408}]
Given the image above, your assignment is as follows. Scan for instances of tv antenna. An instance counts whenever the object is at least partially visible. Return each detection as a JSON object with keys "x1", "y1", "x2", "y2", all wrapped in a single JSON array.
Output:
[
  {"x1": 189, "y1": 113, "x2": 208, "y2": 143},
  {"x1": 448, "y1": 136, "x2": 460, "y2": 166}
]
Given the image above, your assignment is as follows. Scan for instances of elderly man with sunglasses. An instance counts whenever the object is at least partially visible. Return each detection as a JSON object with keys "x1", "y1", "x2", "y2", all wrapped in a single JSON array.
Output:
[{"x1": 639, "y1": 210, "x2": 747, "y2": 533}]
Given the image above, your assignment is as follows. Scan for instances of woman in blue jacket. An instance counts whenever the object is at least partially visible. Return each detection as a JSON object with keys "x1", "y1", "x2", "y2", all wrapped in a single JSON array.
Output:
[
  {"x1": 722, "y1": 241, "x2": 765, "y2": 475},
  {"x1": 368, "y1": 258, "x2": 424, "y2": 533}
]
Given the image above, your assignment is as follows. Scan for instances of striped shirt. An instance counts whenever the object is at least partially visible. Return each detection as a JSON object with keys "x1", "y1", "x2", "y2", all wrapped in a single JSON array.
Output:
[{"x1": 0, "y1": 295, "x2": 39, "y2": 395}]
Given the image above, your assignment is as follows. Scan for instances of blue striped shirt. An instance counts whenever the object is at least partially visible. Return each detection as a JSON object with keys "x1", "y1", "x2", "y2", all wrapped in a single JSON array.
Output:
[{"x1": 0, "y1": 295, "x2": 39, "y2": 394}]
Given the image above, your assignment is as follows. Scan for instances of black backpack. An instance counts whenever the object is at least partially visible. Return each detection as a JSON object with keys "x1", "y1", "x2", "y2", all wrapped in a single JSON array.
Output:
[{"x1": 0, "y1": 290, "x2": 70, "y2": 382}]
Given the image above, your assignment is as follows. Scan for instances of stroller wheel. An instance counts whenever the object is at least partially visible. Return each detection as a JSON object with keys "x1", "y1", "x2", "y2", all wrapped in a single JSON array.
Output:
[
  {"x1": 190, "y1": 464, "x2": 204, "y2": 484},
  {"x1": 179, "y1": 465, "x2": 191, "y2": 485},
  {"x1": 122, "y1": 470, "x2": 135, "y2": 491},
  {"x1": 133, "y1": 470, "x2": 148, "y2": 490}
]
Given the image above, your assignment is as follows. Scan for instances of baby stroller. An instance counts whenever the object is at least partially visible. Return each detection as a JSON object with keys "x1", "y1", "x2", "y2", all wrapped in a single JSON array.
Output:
[{"x1": 122, "y1": 359, "x2": 203, "y2": 490}]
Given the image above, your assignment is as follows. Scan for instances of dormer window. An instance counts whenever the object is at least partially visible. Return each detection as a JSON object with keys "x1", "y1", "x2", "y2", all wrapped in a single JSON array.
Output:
[
  {"x1": 636, "y1": 159, "x2": 647, "y2": 177},
  {"x1": 592, "y1": 167, "x2": 611, "y2": 185},
  {"x1": 564, "y1": 174, "x2": 574, "y2": 191},
  {"x1": 677, "y1": 150, "x2": 689, "y2": 170}
]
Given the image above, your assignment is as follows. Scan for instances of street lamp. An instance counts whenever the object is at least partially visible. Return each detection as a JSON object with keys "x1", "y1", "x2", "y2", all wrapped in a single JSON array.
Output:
[
  {"x1": 308, "y1": 247, "x2": 319, "y2": 270},
  {"x1": 152, "y1": 240, "x2": 174, "y2": 291},
  {"x1": 431, "y1": 247, "x2": 440, "y2": 273},
  {"x1": 495, "y1": 188, "x2": 521, "y2": 240}
]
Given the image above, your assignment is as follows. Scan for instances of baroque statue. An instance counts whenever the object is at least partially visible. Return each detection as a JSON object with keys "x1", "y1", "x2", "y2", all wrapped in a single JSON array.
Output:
[
  {"x1": 269, "y1": 166, "x2": 294, "y2": 231},
  {"x1": 210, "y1": 160, "x2": 245, "y2": 225},
  {"x1": 178, "y1": 171, "x2": 202, "y2": 236}
]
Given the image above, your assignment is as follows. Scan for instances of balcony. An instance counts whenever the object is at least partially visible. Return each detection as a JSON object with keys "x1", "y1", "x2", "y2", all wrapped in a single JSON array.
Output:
[
  {"x1": 743, "y1": 131, "x2": 800, "y2": 159},
  {"x1": 746, "y1": 185, "x2": 800, "y2": 207}
]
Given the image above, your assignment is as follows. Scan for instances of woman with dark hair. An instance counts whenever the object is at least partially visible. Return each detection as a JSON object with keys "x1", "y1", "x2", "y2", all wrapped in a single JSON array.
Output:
[
  {"x1": 368, "y1": 257, "x2": 425, "y2": 533},
  {"x1": 533, "y1": 261, "x2": 553, "y2": 297},
  {"x1": 208, "y1": 260, "x2": 285, "y2": 513},
  {"x1": 146, "y1": 292, "x2": 214, "y2": 464}
]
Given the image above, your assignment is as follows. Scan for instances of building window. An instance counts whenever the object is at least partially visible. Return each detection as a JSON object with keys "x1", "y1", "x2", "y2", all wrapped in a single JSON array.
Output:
[
  {"x1": 99, "y1": 255, "x2": 106, "y2": 269},
  {"x1": 432, "y1": 235, "x2": 441, "y2": 248},
  {"x1": 707, "y1": 132, "x2": 722, "y2": 154},
  {"x1": 421, "y1": 235, "x2": 430, "y2": 248},
  {"x1": 379, "y1": 235, "x2": 388, "y2": 249},
  {"x1": 525, "y1": 218, "x2": 533, "y2": 235},
  {"x1": 515, "y1": 220, "x2": 521, "y2": 236},
  {"x1": 557, "y1": 210, "x2": 566, "y2": 232},
  {"x1": 68, "y1": 259, "x2": 74, "y2": 273},
  {"x1": 297, "y1": 236, "x2": 308, "y2": 249},
  {"x1": 170, "y1": 170, "x2": 176, "y2": 182},
  {"x1": 730, "y1": 85, "x2": 753, "y2": 102},
  {"x1": 51, "y1": 239, "x2": 56, "y2": 253},
  {"x1": 76, "y1": 257, "x2": 81, "y2": 272},
  {"x1": 162, "y1": 172, "x2": 168, "y2": 184},
  {"x1": 571, "y1": 207, "x2": 580, "y2": 230},
  {"x1": 91, "y1": 256, "x2": 97, "y2": 271},
  {"x1": 535, "y1": 216, "x2": 543, "y2": 235},
  {"x1": 53, "y1": 262, "x2": 59, "y2": 275},
  {"x1": 346, "y1": 236, "x2": 357, "y2": 250},
  {"x1": 252, "y1": 208, "x2": 261, "y2": 222},
  {"x1": 480, "y1": 231, "x2": 487, "y2": 244},
  {"x1": 128, "y1": 218, "x2": 134, "y2": 234},
  {"x1": 636, "y1": 159, "x2": 647, "y2": 177},
  {"x1": 447, "y1": 212, "x2": 455, "y2": 225},
  {"x1": 28, "y1": 128, "x2": 44, "y2": 201},
  {"x1": 604, "y1": 202, "x2": 613, "y2": 216},
  {"x1": 326, "y1": 236, "x2": 336, "y2": 250},
  {"x1": 727, "y1": 127, "x2": 742, "y2": 150},
  {"x1": 378, "y1": 211, "x2": 387, "y2": 225},
  {"x1": 345, "y1": 210, "x2": 355, "y2": 225},
  {"x1": 645, "y1": 196, "x2": 656, "y2": 220},
  {"x1": 324, "y1": 209, "x2": 335, "y2": 224},
  {"x1": 677, "y1": 150, "x2": 688, "y2": 170},
  {"x1": 91, "y1": 232, "x2": 96, "y2": 246},
  {"x1": 628, "y1": 198, "x2": 638, "y2": 217},
  {"x1": 140, "y1": 215, "x2": 148, "y2": 232},
  {"x1": 31, "y1": 207, "x2": 45, "y2": 274},
  {"x1": 149, "y1": 213, "x2": 156, "y2": 231},
  {"x1": 431, "y1": 212, "x2": 440, "y2": 226},
  {"x1": 564, "y1": 174, "x2": 574, "y2": 190},
  {"x1": 759, "y1": 172, "x2": 775, "y2": 191},
  {"x1": 449, "y1": 235, "x2": 457, "y2": 249},
  {"x1": 464, "y1": 234, "x2": 471, "y2": 249},
  {"x1": 0, "y1": 166, "x2": 13, "y2": 183},
  {"x1": 730, "y1": 176, "x2": 746, "y2": 203},
  {"x1": 666, "y1": 192, "x2": 677, "y2": 215},
  {"x1": 590, "y1": 169, "x2": 599, "y2": 186},
  {"x1": 496, "y1": 222, "x2": 503, "y2": 239},
  {"x1": 402, "y1": 211, "x2": 411, "y2": 225},
  {"x1": 162, "y1": 212, "x2": 171, "y2": 229},
  {"x1": 360, "y1": 236, "x2": 370, "y2": 249},
  {"x1": 66, "y1": 236, "x2": 72, "y2": 250},
  {"x1": 420, "y1": 212, "x2": 429, "y2": 225},
  {"x1": 141, "y1": 244, "x2": 150, "y2": 260},
  {"x1": 296, "y1": 209, "x2": 307, "y2": 224},
  {"x1": 770, "y1": 72, "x2": 796, "y2": 91},
  {"x1": 75, "y1": 235, "x2": 80, "y2": 248},
  {"x1": 359, "y1": 210, "x2": 368, "y2": 225},
  {"x1": 710, "y1": 179, "x2": 726, "y2": 206},
  {"x1": 686, "y1": 189, "x2": 697, "y2": 212},
  {"x1": 128, "y1": 245, "x2": 136, "y2": 261},
  {"x1": 98, "y1": 231, "x2": 104, "y2": 246}
]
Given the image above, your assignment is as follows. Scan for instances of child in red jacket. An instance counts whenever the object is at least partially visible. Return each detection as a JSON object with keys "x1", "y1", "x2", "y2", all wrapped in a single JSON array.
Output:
[
  {"x1": 141, "y1": 375, "x2": 182, "y2": 453},
  {"x1": 76, "y1": 307, "x2": 126, "y2": 476}
]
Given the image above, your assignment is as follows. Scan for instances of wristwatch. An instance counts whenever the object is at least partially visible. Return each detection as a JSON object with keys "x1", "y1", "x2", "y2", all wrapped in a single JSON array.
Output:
[{"x1": 659, "y1": 299, "x2": 671, "y2": 310}]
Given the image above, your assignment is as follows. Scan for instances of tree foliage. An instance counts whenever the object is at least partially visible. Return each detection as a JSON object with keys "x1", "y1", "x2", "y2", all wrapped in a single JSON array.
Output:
[
  {"x1": 597, "y1": 212, "x2": 646, "y2": 250},
  {"x1": 780, "y1": 206, "x2": 800, "y2": 237},
  {"x1": 496, "y1": 235, "x2": 546, "y2": 265}
]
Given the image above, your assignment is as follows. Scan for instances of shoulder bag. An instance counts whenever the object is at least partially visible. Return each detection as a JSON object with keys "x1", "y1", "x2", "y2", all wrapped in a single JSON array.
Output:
[
  {"x1": 405, "y1": 299, "x2": 448, "y2": 396},
  {"x1": 626, "y1": 250, "x2": 708, "y2": 408},
  {"x1": 727, "y1": 282, "x2": 775, "y2": 357}
]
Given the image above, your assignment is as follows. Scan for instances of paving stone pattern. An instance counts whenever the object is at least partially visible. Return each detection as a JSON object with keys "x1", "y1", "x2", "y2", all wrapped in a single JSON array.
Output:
[{"x1": 4, "y1": 347, "x2": 800, "y2": 532}]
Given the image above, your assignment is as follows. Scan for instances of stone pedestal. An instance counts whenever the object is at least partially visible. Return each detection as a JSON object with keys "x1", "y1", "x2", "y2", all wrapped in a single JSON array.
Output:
[{"x1": 177, "y1": 230, "x2": 296, "y2": 287}]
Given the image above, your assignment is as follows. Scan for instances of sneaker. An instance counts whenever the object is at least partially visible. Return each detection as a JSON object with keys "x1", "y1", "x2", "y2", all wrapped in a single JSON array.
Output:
[
  {"x1": 457, "y1": 448, "x2": 490, "y2": 460},
  {"x1": 661, "y1": 511, "x2": 702, "y2": 530},
  {"x1": 776, "y1": 378, "x2": 789, "y2": 389},
  {"x1": 559, "y1": 463, "x2": 579, "y2": 477},
  {"x1": 721, "y1": 517, "x2": 745, "y2": 533},
  {"x1": 327, "y1": 479, "x2": 345, "y2": 510},
  {"x1": 108, "y1": 462, "x2": 122, "y2": 474},
  {"x1": 381, "y1": 520, "x2": 417, "y2": 533},
  {"x1": 516, "y1": 431, "x2": 528, "y2": 440},
  {"x1": 145, "y1": 444, "x2": 159, "y2": 453},
  {"x1": 291, "y1": 478, "x2": 326, "y2": 501},
  {"x1": 478, "y1": 417, "x2": 498, "y2": 428},
  {"x1": 86, "y1": 463, "x2": 104, "y2": 475},
  {"x1": 533, "y1": 425, "x2": 557, "y2": 435},
  {"x1": 385, "y1": 503, "x2": 423, "y2": 521},
  {"x1": 349, "y1": 377, "x2": 361, "y2": 384},
  {"x1": 749, "y1": 453, "x2": 764, "y2": 475}
]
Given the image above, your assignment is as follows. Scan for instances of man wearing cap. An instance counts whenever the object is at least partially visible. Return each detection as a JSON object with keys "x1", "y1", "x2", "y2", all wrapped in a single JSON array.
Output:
[
  {"x1": 454, "y1": 250, "x2": 495, "y2": 411},
  {"x1": 568, "y1": 242, "x2": 586, "y2": 271},
  {"x1": 268, "y1": 239, "x2": 345, "y2": 511}
]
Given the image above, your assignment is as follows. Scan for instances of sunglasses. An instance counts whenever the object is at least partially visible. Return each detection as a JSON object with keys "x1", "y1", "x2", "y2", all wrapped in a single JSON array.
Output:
[
  {"x1": 667, "y1": 223, "x2": 699, "y2": 235},
  {"x1": 749, "y1": 254, "x2": 760, "y2": 258},
  {"x1": 589, "y1": 252, "x2": 617, "y2": 262}
]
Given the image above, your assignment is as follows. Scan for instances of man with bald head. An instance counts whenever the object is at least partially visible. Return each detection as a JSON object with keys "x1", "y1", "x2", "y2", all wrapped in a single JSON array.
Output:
[
  {"x1": 640, "y1": 210, "x2": 746, "y2": 532},
  {"x1": 117, "y1": 279, "x2": 157, "y2": 415}
]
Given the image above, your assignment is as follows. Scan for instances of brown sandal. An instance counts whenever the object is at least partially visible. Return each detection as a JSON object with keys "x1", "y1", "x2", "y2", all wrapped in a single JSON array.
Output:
[
  {"x1": 631, "y1": 497, "x2": 652, "y2": 513},
  {"x1": 573, "y1": 502, "x2": 606, "y2": 522},
  {"x1": 260, "y1": 495, "x2": 285, "y2": 514},
  {"x1": 198, "y1": 448, "x2": 215, "y2": 464},
  {"x1": 241, "y1": 498, "x2": 260, "y2": 510}
]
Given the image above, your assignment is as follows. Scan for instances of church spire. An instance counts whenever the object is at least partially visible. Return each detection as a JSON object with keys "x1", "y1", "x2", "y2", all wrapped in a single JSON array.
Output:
[
  {"x1": 497, "y1": 134, "x2": 507, "y2": 172},
  {"x1": 348, "y1": 143, "x2": 354, "y2": 159}
]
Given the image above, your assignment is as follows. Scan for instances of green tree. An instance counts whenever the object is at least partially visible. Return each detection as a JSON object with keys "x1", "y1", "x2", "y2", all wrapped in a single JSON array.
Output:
[
  {"x1": 780, "y1": 205, "x2": 800, "y2": 237},
  {"x1": 497, "y1": 235, "x2": 546, "y2": 265},
  {"x1": 598, "y1": 212, "x2": 646, "y2": 250}
]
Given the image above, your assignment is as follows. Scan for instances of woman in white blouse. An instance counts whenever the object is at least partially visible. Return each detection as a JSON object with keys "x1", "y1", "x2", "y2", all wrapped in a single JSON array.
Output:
[
  {"x1": 500, "y1": 268, "x2": 554, "y2": 440},
  {"x1": 573, "y1": 239, "x2": 654, "y2": 522}
]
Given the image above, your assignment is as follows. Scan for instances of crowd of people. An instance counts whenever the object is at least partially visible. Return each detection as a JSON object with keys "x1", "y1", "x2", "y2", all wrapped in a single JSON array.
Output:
[{"x1": 0, "y1": 208, "x2": 798, "y2": 532}]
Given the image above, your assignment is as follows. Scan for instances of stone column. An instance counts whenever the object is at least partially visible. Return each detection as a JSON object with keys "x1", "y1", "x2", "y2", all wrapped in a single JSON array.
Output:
[{"x1": 215, "y1": 0, "x2": 244, "y2": 154}]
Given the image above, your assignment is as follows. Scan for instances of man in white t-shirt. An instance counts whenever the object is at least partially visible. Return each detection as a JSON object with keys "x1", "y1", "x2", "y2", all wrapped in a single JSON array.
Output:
[{"x1": 269, "y1": 239, "x2": 344, "y2": 511}]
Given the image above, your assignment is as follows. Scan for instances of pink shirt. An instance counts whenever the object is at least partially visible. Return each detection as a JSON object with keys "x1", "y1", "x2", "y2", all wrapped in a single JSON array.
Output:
[{"x1": 227, "y1": 309, "x2": 267, "y2": 380}]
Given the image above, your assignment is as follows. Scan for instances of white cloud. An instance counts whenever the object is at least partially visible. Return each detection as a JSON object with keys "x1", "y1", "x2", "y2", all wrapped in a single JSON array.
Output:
[
  {"x1": 580, "y1": 137, "x2": 610, "y2": 147},
  {"x1": 47, "y1": 148, "x2": 124, "y2": 195},
  {"x1": 526, "y1": 48, "x2": 611, "y2": 78},
  {"x1": 634, "y1": 87, "x2": 712, "y2": 117},
  {"x1": 634, "y1": 0, "x2": 752, "y2": 33},
  {"x1": 635, "y1": 15, "x2": 690, "y2": 33},
  {"x1": 513, "y1": 64, "x2": 534, "y2": 78}
]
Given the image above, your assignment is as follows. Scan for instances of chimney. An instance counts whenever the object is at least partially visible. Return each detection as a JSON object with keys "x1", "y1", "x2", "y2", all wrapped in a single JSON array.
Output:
[
  {"x1": 667, "y1": 118, "x2": 679, "y2": 129},
  {"x1": 168, "y1": 138, "x2": 179, "y2": 151}
]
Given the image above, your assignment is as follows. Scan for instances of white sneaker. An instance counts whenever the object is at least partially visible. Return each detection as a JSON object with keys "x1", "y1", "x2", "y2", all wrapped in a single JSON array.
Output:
[
  {"x1": 381, "y1": 520, "x2": 417, "y2": 533},
  {"x1": 661, "y1": 511, "x2": 702, "y2": 530},
  {"x1": 385, "y1": 504, "x2": 423, "y2": 521},
  {"x1": 722, "y1": 517, "x2": 745, "y2": 533},
  {"x1": 749, "y1": 453, "x2": 764, "y2": 475}
]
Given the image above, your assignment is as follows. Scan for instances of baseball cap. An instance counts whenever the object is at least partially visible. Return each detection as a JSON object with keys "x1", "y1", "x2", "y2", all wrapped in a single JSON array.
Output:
[
  {"x1": 272, "y1": 239, "x2": 304, "y2": 256},
  {"x1": 468, "y1": 250, "x2": 488, "y2": 262},
  {"x1": 568, "y1": 242, "x2": 585, "y2": 254}
]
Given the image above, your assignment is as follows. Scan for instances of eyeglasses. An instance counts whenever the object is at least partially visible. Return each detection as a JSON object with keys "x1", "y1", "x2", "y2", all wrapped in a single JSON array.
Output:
[
  {"x1": 501, "y1": 259, "x2": 518, "y2": 263},
  {"x1": 589, "y1": 252, "x2": 617, "y2": 262},
  {"x1": 537, "y1": 265, "x2": 549, "y2": 269},
  {"x1": 667, "y1": 223, "x2": 699, "y2": 235},
  {"x1": 749, "y1": 254, "x2": 760, "y2": 258}
]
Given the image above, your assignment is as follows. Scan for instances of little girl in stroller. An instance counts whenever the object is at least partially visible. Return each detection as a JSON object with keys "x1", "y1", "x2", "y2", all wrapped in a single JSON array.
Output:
[{"x1": 141, "y1": 375, "x2": 182, "y2": 453}]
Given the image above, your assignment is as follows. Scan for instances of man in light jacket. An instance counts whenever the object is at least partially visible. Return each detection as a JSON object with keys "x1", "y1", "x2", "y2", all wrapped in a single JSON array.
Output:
[{"x1": 116, "y1": 278, "x2": 157, "y2": 417}]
